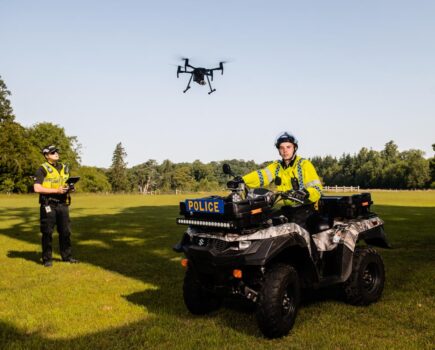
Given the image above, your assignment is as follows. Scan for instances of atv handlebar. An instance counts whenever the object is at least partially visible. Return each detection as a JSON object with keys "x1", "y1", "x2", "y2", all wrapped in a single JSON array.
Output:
[{"x1": 223, "y1": 163, "x2": 305, "y2": 205}]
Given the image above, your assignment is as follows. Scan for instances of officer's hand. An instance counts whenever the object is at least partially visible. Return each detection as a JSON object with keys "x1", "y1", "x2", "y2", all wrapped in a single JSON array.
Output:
[
  {"x1": 285, "y1": 189, "x2": 309, "y2": 203},
  {"x1": 57, "y1": 186, "x2": 68, "y2": 194},
  {"x1": 227, "y1": 176, "x2": 244, "y2": 189}
]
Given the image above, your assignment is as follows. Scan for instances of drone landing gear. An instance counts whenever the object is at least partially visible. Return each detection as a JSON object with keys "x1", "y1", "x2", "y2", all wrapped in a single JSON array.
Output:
[
  {"x1": 183, "y1": 75, "x2": 193, "y2": 93},
  {"x1": 206, "y1": 75, "x2": 216, "y2": 95}
]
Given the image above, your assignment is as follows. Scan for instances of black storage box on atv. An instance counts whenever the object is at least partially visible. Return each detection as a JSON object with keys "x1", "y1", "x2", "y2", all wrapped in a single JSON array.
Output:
[{"x1": 318, "y1": 192, "x2": 373, "y2": 219}]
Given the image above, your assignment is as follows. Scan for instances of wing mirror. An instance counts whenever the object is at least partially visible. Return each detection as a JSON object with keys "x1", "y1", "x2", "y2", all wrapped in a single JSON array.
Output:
[{"x1": 222, "y1": 163, "x2": 235, "y2": 176}]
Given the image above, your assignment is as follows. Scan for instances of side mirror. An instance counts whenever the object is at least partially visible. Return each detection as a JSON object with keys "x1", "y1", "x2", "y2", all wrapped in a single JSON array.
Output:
[
  {"x1": 275, "y1": 176, "x2": 282, "y2": 186},
  {"x1": 222, "y1": 163, "x2": 234, "y2": 176}
]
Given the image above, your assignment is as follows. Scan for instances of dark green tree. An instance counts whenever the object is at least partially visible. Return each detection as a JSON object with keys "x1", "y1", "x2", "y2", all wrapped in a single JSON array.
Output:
[
  {"x1": 158, "y1": 159, "x2": 175, "y2": 191},
  {"x1": 381, "y1": 141, "x2": 399, "y2": 163},
  {"x1": 0, "y1": 76, "x2": 15, "y2": 122},
  {"x1": 430, "y1": 144, "x2": 435, "y2": 188},
  {"x1": 28, "y1": 122, "x2": 81, "y2": 169},
  {"x1": 76, "y1": 166, "x2": 111, "y2": 192},
  {"x1": 129, "y1": 160, "x2": 159, "y2": 193},
  {"x1": 0, "y1": 121, "x2": 40, "y2": 192},
  {"x1": 108, "y1": 142, "x2": 129, "y2": 192},
  {"x1": 172, "y1": 165, "x2": 195, "y2": 191},
  {"x1": 400, "y1": 149, "x2": 430, "y2": 189},
  {"x1": 311, "y1": 155, "x2": 341, "y2": 185}
]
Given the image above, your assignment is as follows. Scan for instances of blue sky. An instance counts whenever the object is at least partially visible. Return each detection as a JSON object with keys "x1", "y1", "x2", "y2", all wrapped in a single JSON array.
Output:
[{"x1": 1, "y1": 0, "x2": 434, "y2": 167}]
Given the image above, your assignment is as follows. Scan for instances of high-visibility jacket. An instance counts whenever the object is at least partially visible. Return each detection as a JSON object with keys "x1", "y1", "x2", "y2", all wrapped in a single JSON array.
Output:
[
  {"x1": 242, "y1": 156, "x2": 323, "y2": 206},
  {"x1": 41, "y1": 162, "x2": 69, "y2": 190}
]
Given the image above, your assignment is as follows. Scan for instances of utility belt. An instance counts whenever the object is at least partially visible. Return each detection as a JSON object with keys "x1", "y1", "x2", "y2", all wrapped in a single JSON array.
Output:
[{"x1": 39, "y1": 194, "x2": 71, "y2": 206}]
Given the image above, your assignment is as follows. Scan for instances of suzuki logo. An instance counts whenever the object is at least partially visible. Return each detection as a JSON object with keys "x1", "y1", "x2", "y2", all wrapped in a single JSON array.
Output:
[{"x1": 198, "y1": 238, "x2": 205, "y2": 246}]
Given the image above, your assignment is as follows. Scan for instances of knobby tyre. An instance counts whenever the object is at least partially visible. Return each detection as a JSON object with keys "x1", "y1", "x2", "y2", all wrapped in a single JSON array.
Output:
[
  {"x1": 256, "y1": 264, "x2": 300, "y2": 338},
  {"x1": 183, "y1": 267, "x2": 222, "y2": 315},
  {"x1": 343, "y1": 247, "x2": 385, "y2": 306}
]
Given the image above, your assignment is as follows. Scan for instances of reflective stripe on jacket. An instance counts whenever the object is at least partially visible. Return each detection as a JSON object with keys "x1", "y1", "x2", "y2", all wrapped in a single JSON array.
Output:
[
  {"x1": 242, "y1": 155, "x2": 323, "y2": 206},
  {"x1": 41, "y1": 162, "x2": 69, "y2": 189}
]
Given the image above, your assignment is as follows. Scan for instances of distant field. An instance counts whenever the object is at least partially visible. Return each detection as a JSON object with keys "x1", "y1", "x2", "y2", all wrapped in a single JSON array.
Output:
[{"x1": 0, "y1": 192, "x2": 434, "y2": 349}]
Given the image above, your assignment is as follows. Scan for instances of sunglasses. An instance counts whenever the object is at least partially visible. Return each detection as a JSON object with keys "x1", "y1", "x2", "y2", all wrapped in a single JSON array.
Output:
[{"x1": 49, "y1": 150, "x2": 58, "y2": 155}]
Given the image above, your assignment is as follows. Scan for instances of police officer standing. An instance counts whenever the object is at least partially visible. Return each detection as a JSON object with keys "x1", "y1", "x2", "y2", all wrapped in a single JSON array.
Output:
[
  {"x1": 242, "y1": 132, "x2": 323, "y2": 229},
  {"x1": 34, "y1": 145, "x2": 79, "y2": 267}
]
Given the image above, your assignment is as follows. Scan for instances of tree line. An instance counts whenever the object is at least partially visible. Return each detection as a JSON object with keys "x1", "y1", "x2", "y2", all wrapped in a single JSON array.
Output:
[{"x1": 1, "y1": 75, "x2": 434, "y2": 193}]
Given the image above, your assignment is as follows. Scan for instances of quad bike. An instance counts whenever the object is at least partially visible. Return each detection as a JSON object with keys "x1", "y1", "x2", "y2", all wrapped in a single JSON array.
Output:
[{"x1": 173, "y1": 164, "x2": 390, "y2": 338}]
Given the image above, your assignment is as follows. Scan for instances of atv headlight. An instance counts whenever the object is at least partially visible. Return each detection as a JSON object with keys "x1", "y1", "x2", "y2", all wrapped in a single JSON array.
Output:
[{"x1": 238, "y1": 241, "x2": 251, "y2": 250}]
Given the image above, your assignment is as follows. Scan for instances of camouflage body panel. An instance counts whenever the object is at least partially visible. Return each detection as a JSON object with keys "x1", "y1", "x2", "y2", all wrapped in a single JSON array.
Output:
[
  {"x1": 185, "y1": 216, "x2": 384, "y2": 260},
  {"x1": 187, "y1": 223, "x2": 313, "y2": 256},
  {"x1": 312, "y1": 216, "x2": 384, "y2": 252}
]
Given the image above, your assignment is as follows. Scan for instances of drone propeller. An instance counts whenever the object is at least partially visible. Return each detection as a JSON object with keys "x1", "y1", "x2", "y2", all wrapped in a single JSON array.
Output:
[
  {"x1": 219, "y1": 62, "x2": 224, "y2": 75},
  {"x1": 177, "y1": 66, "x2": 181, "y2": 78}
]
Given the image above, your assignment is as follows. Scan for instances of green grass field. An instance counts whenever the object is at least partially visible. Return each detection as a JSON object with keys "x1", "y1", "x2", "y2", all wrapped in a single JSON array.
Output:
[{"x1": 0, "y1": 192, "x2": 434, "y2": 349}]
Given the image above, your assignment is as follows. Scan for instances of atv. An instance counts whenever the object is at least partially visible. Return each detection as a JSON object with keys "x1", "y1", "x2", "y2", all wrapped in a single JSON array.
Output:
[{"x1": 173, "y1": 164, "x2": 390, "y2": 338}]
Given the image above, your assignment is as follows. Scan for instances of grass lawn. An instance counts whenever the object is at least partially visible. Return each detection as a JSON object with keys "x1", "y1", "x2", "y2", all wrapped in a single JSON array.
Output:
[{"x1": 0, "y1": 191, "x2": 434, "y2": 349}]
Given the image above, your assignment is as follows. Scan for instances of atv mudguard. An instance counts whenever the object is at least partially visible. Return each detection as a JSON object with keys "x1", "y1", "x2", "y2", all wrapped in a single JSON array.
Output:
[{"x1": 358, "y1": 224, "x2": 391, "y2": 248}]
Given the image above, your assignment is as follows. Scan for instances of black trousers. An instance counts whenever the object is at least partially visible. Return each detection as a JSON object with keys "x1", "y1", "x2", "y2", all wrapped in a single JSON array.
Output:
[
  {"x1": 279, "y1": 205, "x2": 316, "y2": 230},
  {"x1": 40, "y1": 203, "x2": 72, "y2": 262},
  {"x1": 280, "y1": 204, "x2": 320, "y2": 261}
]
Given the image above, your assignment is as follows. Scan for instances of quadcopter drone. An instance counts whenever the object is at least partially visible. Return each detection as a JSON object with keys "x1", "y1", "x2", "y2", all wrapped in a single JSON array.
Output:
[{"x1": 177, "y1": 58, "x2": 224, "y2": 94}]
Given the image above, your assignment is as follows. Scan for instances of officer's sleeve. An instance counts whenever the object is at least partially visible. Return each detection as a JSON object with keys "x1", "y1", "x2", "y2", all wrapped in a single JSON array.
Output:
[
  {"x1": 302, "y1": 160, "x2": 323, "y2": 203},
  {"x1": 242, "y1": 163, "x2": 276, "y2": 188},
  {"x1": 34, "y1": 167, "x2": 46, "y2": 185}
]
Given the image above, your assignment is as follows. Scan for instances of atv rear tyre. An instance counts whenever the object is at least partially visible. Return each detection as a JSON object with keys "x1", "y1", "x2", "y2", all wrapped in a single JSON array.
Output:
[
  {"x1": 183, "y1": 267, "x2": 222, "y2": 315},
  {"x1": 256, "y1": 264, "x2": 300, "y2": 338},
  {"x1": 344, "y1": 247, "x2": 385, "y2": 306}
]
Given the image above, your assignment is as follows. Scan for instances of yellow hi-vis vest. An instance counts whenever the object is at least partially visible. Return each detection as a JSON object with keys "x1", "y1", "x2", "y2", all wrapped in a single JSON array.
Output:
[
  {"x1": 41, "y1": 162, "x2": 69, "y2": 189},
  {"x1": 242, "y1": 155, "x2": 323, "y2": 207}
]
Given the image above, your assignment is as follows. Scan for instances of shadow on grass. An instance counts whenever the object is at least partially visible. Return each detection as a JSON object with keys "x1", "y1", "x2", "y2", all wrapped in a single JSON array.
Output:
[{"x1": 0, "y1": 203, "x2": 434, "y2": 343}]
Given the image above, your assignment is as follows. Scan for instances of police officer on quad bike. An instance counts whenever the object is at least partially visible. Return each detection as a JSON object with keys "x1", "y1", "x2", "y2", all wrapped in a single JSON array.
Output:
[
  {"x1": 174, "y1": 131, "x2": 389, "y2": 339},
  {"x1": 240, "y1": 132, "x2": 323, "y2": 230}
]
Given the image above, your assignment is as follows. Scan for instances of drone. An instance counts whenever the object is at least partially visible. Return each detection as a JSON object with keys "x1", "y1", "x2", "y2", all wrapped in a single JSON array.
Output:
[{"x1": 177, "y1": 58, "x2": 225, "y2": 94}]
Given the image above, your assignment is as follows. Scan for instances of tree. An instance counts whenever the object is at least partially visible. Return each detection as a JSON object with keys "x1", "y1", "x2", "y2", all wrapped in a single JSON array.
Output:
[
  {"x1": 172, "y1": 165, "x2": 195, "y2": 191},
  {"x1": 129, "y1": 160, "x2": 159, "y2": 193},
  {"x1": 108, "y1": 142, "x2": 129, "y2": 192},
  {"x1": 400, "y1": 149, "x2": 430, "y2": 189},
  {"x1": 75, "y1": 166, "x2": 111, "y2": 192},
  {"x1": 311, "y1": 155, "x2": 341, "y2": 185},
  {"x1": 430, "y1": 144, "x2": 435, "y2": 188},
  {"x1": 381, "y1": 141, "x2": 399, "y2": 163},
  {"x1": 28, "y1": 122, "x2": 81, "y2": 169},
  {"x1": 158, "y1": 159, "x2": 174, "y2": 191},
  {"x1": 0, "y1": 121, "x2": 40, "y2": 192},
  {"x1": 0, "y1": 76, "x2": 15, "y2": 122}
]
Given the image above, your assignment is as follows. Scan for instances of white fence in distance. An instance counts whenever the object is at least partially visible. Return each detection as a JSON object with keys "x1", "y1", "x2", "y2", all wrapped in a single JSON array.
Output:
[{"x1": 323, "y1": 185, "x2": 360, "y2": 192}]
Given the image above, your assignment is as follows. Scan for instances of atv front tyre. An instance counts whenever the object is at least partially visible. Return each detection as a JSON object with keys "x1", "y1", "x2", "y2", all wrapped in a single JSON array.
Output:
[
  {"x1": 344, "y1": 247, "x2": 385, "y2": 306},
  {"x1": 183, "y1": 267, "x2": 222, "y2": 315},
  {"x1": 256, "y1": 264, "x2": 300, "y2": 338}
]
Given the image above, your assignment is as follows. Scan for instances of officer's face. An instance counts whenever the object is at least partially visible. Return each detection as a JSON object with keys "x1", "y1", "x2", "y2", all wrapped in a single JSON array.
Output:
[
  {"x1": 278, "y1": 142, "x2": 295, "y2": 161},
  {"x1": 45, "y1": 151, "x2": 59, "y2": 163}
]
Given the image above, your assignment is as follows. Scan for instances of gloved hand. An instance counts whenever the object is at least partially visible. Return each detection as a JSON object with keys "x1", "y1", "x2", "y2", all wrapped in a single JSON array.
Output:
[
  {"x1": 285, "y1": 189, "x2": 309, "y2": 203},
  {"x1": 227, "y1": 176, "x2": 244, "y2": 189}
]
